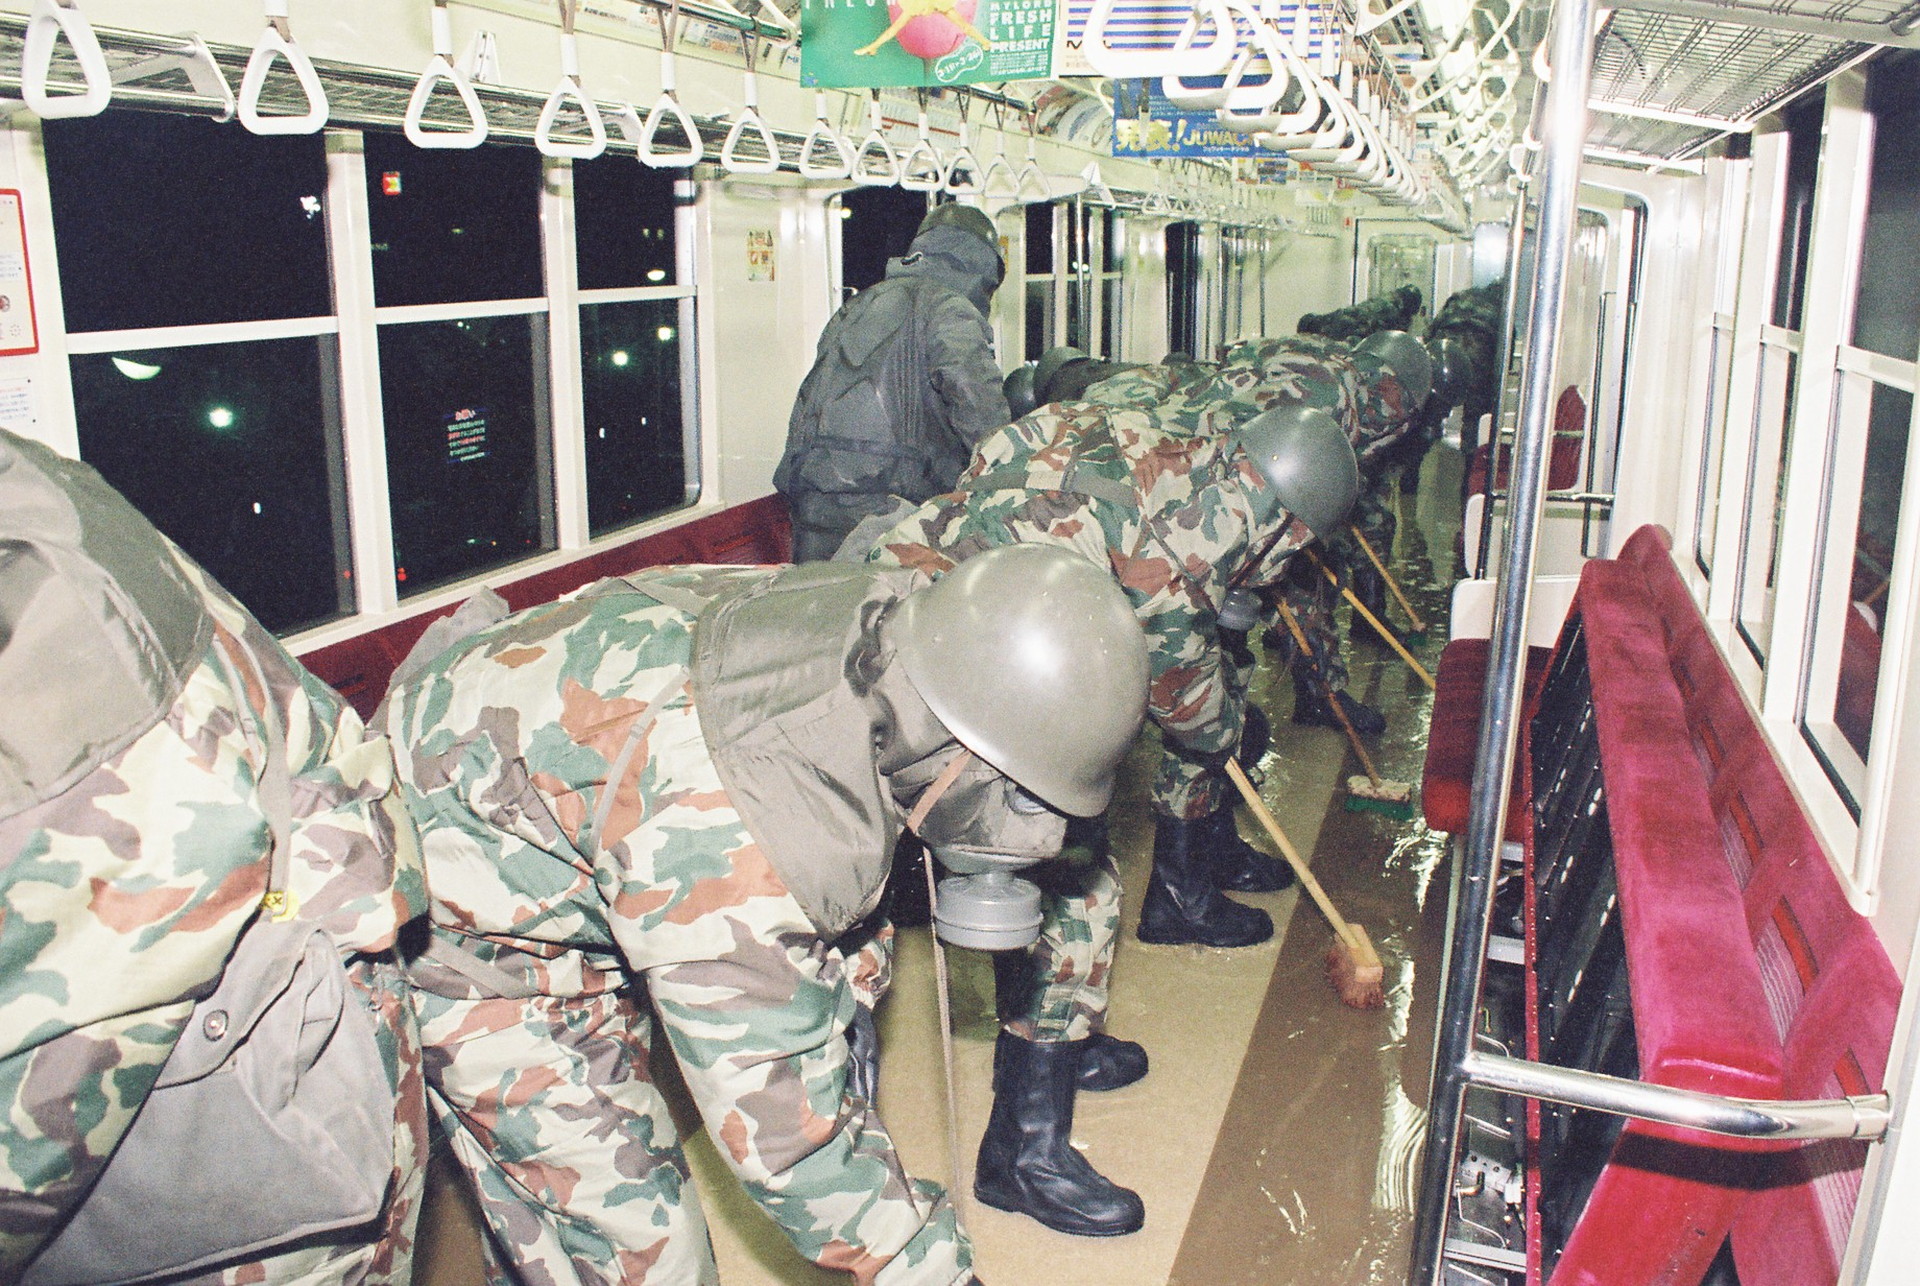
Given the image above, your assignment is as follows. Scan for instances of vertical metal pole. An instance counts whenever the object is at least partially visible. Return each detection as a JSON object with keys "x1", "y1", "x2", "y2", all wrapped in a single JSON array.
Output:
[
  {"x1": 1408, "y1": 0, "x2": 1600, "y2": 1280},
  {"x1": 1475, "y1": 196, "x2": 1531, "y2": 578}
]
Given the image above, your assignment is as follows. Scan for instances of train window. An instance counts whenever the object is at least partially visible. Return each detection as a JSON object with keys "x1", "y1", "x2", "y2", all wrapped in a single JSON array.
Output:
[
  {"x1": 363, "y1": 131, "x2": 544, "y2": 308},
  {"x1": 71, "y1": 338, "x2": 350, "y2": 635},
  {"x1": 1851, "y1": 54, "x2": 1920, "y2": 362},
  {"x1": 1025, "y1": 202, "x2": 1056, "y2": 360},
  {"x1": 1101, "y1": 211, "x2": 1125, "y2": 358},
  {"x1": 580, "y1": 299, "x2": 690, "y2": 535},
  {"x1": 1770, "y1": 91, "x2": 1824, "y2": 333},
  {"x1": 379, "y1": 314, "x2": 555, "y2": 595},
  {"x1": 1799, "y1": 378, "x2": 1910, "y2": 808},
  {"x1": 838, "y1": 187, "x2": 927, "y2": 297},
  {"x1": 43, "y1": 113, "x2": 331, "y2": 332},
  {"x1": 1734, "y1": 347, "x2": 1798, "y2": 662},
  {"x1": 573, "y1": 159, "x2": 679, "y2": 290},
  {"x1": 1166, "y1": 220, "x2": 1201, "y2": 358}
]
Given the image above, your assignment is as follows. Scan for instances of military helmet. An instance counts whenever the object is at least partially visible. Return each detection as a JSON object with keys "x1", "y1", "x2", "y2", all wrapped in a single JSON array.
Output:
[
  {"x1": 917, "y1": 201, "x2": 998, "y2": 252},
  {"x1": 1004, "y1": 363, "x2": 1040, "y2": 419},
  {"x1": 888, "y1": 545, "x2": 1148, "y2": 816},
  {"x1": 1429, "y1": 334, "x2": 1474, "y2": 408},
  {"x1": 1229, "y1": 398, "x2": 1361, "y2": 540},
  {"x1": 1033, "y1": 346, "x2": 1090, "y2": 405},
  {"x1": 1353, "y1": 329, "x2": 1434, "y2": 406}
]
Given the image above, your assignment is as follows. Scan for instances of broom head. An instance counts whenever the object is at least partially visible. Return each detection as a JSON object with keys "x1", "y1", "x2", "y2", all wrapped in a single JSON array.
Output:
[
  {"x1": 1325, "y1": 922, "x2": 1386, "y2": 1010},
  {"x1": 1343, "y1": 774, "x2": 1417, "y2": 821}
]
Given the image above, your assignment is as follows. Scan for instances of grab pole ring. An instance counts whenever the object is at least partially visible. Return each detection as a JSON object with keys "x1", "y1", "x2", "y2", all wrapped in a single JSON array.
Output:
[
  {"x1": 853, "y1": 90, "x2": 900, "y2": 185},
  {"x1": 899, "y1": 92, "x2": 943, "y2": 191},
  {"x1": 238, "y1": 1, "x2": 329, "y2": 135},
  {"x1": 536, "y1": 4, "x2": 607, "y2": 159},
  {"x1": 800, "y1": 91, "x2": 856, "y2": 179},
  {"x1": 22, "y1": 0, "x2": 111, "y2": 119},
  {"x1": 639, "y1": 0, "x2": 703, "y2": 167},
  {"x1": 1083, "y1": 0, "x2": 1236, "y2": 80},
  {"x1": 406, "y1": 1, "x2": 488, "y2": 148},
  {"x1": 720, "y1": 32, "x2": 781, "y2": 173},
  {"x1": 944, "y1": 90, "x2": 984, "y2": 195}
]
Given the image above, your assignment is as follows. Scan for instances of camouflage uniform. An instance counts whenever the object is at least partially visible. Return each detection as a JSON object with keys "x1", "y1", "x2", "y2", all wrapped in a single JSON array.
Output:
[
  {"x1": 868, "y1": 405, "x2": 1308, "y2": 1038},
  {"x1": 2, "y1": 452, "x2": 428, "y2": 1284},
  {"x1": 1426, "y1": 282, "x2": 1505, "y2": 461},
  {"x1": 383, "y1": 572, "x2": 972, "y2": 1286}
]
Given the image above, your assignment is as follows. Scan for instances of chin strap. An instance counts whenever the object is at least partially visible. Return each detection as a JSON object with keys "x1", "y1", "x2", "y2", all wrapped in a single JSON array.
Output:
[{"x1": 901, "y1": 746, "x2": 973, "y2": 1214}]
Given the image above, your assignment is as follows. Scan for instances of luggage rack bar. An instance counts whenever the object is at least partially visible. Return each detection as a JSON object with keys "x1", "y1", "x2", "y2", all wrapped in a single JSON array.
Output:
[{"x1": 1463, "y1": 1053, "x2": 1893, "y2": 1143}]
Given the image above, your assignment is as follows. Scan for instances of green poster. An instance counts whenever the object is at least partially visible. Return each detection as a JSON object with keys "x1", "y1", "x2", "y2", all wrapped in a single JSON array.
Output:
[{"x1": 800, "y1": 0, "x2": 1055, "y2": 88}]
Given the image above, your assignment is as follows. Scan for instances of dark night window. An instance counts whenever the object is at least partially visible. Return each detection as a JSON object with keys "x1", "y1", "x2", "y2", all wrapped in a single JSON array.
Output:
[
  {"x1": 574, "y1": 159, "x2": 680, "y2": 290},
  {"x1": 1771, "y1": 91, "x2": 1824, "y2": 332},
  {"x1": 1026, "y1": 201, "x2": 1054, "y2": 276},
  {"x1": 582, "y1": 299, "x2": 691, "y2": 534},
  {"x1": 839, "y1": 186, "x2": 928, "y2": 297},
  {"x1": 379, "y1": 314, "x2": 554, "y2": 595},
  {"x1": 44, "y1": 111, "x2": 330, "y2": 332},
  {"x1": 71, "y1": 337, "x2": 350, "y2": 634},
  {"x1": 364, "y1": 131, "x2": 544, "y2": 308}
]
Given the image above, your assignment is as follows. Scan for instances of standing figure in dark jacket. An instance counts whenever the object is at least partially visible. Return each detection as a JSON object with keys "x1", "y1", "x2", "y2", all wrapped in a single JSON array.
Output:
[{"x1": 777, "y1": 204, "x2": 1012, "y2": 561}]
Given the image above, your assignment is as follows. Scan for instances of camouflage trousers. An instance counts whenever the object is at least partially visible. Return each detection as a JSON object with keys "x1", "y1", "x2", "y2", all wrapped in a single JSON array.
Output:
[
  {"x1": 1271, "y1": 558, "x2": 1347, "y2": 699},
  {"x1": 997, "y1": 839, "x2": 1124, "y2": 1044},
  {"x1": 412, "y1": 921, "x2": 969, "y2": 1286}
]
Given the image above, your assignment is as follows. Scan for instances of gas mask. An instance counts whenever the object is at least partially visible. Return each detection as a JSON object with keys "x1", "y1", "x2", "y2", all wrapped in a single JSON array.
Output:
[{"x1": 889, "y1": 744, "x2": 1068, "y2": 950}]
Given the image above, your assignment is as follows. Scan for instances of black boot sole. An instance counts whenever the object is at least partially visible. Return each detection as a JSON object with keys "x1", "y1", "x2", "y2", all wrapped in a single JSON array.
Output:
[{"x1": 973, "y1": 1180, "x2": 1146, "y2": 1237}]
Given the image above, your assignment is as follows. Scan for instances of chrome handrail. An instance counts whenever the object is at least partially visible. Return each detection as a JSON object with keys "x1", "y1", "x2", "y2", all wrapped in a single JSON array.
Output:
[{"x1": 1465, "y1": 1053, "x2": 1893, "y2": 1142}]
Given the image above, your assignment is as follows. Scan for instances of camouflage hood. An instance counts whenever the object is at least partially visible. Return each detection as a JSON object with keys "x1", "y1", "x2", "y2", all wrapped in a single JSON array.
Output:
[{"x1": 689, "y1": 562, "x2": 929, "y2": 938}]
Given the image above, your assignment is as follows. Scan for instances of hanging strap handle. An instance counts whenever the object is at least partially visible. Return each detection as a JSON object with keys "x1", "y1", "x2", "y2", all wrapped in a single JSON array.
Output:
[
  {"x1": 852, "y1": 89, "x2": 901, "y2": 186},
  {"x1": 1082, "y1": 0, "x2": 1236, "y2": 79},
  {"x1": 406, "y1": 0, "x2": 489, "y2": 149},
  {"x1": 1015, "y1": 106, "x2": 1050, "y2": 202},
  {"x1": 800, "y1": 90, "x2": 857, "y2": 180},
  {"x1": 639, "y1": 0, "x2": 704, "y2": 167},
  {"x1": 21, "y1": 0, "x2": 111, "y2": 119},
  {"x1": 942, "y1": 90, "x2": 984, "y2": 195},
  {"x1": 720, "y1": 28, "x2": 781, "y2": 173},
  {"x1": 898, "y1": 89, "x2": 944, "y2": 191},
  {"x1": 238, "y1": 0, "x2": 329, "y2": 135},
  {"x1": 536, "y1": 0, "x2": 607, "y2": 158}
]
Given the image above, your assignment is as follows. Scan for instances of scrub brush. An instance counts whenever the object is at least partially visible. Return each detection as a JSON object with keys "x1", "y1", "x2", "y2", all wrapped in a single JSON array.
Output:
[
  {"x1": 1273, "y1": 601, "x2": 1416, "y2": 821},
  {"x1": 1225, "y1": 760, "x2": 1386, "y2": 1010}
]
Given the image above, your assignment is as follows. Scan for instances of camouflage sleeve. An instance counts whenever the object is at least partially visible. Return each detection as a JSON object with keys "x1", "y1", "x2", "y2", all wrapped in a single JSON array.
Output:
[
  {"x1": 646, "y1": 895, "x2": 972, "y2": 1286},
  {"x1": 1114, "y1": 533, "x2": 1241, "y2": 759},
  {"x1": 923, "y1": 292, "x2": 1012, "y2": 451}
]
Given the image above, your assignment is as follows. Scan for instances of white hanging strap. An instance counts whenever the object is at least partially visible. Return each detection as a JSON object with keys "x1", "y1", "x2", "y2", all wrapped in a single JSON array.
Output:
[
  {"x1": 1015, "y1": 106, "x2": 1050, "y2": 202},
  {"x1": 1210, "y1": 3, "x2": 1290, "y2": 116},
  {"x1": 1082, "y1": 0, "x2": 1237, "y2": 79},
  {"x1": 720, "y1": 29, "x2": 781, "y2": 173},
  {"x1": 899, "y1": 91, "x2": 943, "y2": 191},
  {"x1": 1352, "y1": 0, "x2": 1419, "y2": 36},
  {"x1": 799, "y1": 90, "x2": 856, "y2": 180},
  {"x1": 536, "y1": 0, "x2": 607, "y2": 158},
  {"x1": 639, "y1": 0, "x2": 704, "y2": 168},
  {"x1": 238, "y1": 0, "x2": 329, "y2": 135},
  {"x1": 852, "y1": 89, "x2": 900, "y2": 186},
  {"x1": 943, "y1": 91, "x2": 983, "y2": 195},
  {"x1": 978, "y1": 98, "x2": 1019, "y2": 200},
  {"x1": 406, "y1": 1, "x2": 489, "y2": 148},
  {"x1": 21, "y1": 0, "x2": 111, "y2": 119},
  {"x1": 1080, "y1": 159, "x2": 1115, "y2": 206}
]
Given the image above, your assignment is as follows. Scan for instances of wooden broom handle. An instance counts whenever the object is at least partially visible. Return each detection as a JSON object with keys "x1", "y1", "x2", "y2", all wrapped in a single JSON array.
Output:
[
  {"x1": 1307, "y1": 548, "x2": 1436, "y2": 689},
  {"x1": 1224, "y1": 759, "x2": 1364, "y2": 956},
  {"x1": 1348, "y1": 523, "x2": 1427, "y2": 634},
  {"x1": 1273, "y1": 599, "x2": 1384, "y2": 786}
]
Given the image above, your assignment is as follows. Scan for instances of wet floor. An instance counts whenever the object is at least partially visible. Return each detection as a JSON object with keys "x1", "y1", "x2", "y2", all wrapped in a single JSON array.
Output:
[{"x1": 414, "y1": 444, "x2": 1469, "y2": 1285}]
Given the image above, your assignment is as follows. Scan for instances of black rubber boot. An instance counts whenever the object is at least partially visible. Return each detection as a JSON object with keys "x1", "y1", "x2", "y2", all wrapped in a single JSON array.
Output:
[
  {"x1": 1204, "y1": 804, "x2": 1295, "y2": 894},
  {"x1": 1137, "y1": 816, "x2": 1273, "y2": 947},
  {"x1": 1350, "y1": 562, "x2": 1392, "y2": 639},
  {"x1": 1292, "y1": 672, "x2": 1387, "y2": 737},
  {"x1": 994, "y1": 1025, "x2": 1149, "y2": 1093},
  {"x1": 974, "y1": 1033, "x2": 1146, "y2": 1237}
]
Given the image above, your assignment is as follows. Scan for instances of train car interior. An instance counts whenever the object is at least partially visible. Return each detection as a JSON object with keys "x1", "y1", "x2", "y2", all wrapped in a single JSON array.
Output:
[{"x1": 2, "y1": 0, "x2": 1920, "y2": 1283}]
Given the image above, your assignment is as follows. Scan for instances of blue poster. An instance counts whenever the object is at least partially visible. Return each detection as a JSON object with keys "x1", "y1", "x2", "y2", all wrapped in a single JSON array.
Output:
[{"x1": 1110, "y1": 78, "x2": 1265, "y2": 158}]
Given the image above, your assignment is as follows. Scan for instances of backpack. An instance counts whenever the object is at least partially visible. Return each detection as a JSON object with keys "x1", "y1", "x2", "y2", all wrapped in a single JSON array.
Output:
[{"x1": 0, "y1": 430, "x2": 415, "y2": 1284}]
